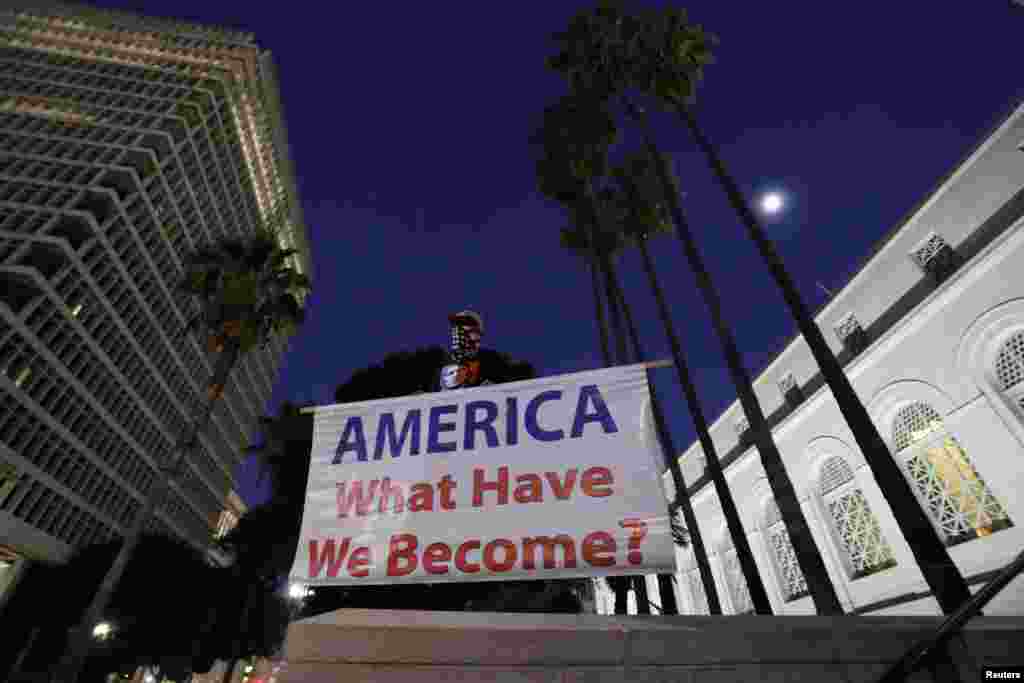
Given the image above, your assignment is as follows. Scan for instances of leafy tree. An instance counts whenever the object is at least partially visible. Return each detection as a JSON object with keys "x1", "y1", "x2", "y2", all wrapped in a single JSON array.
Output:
[{"x1": 3, "y1": 534, "x2": 284, "y2": 682}]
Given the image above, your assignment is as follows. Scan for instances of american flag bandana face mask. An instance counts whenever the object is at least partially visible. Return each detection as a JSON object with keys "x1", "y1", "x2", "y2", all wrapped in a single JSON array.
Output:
[{"x1": 449, "y1": 322, "x2": 481, "y2": 363}]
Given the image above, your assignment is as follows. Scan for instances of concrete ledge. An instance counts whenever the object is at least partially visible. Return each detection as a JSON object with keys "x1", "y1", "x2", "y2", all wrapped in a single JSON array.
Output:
[{"x1": 281, "y1": 609, "x2": 1024, "y2": 682}]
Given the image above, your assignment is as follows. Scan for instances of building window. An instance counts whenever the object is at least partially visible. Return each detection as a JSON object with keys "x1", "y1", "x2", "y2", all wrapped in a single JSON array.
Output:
[
  {"x1": 818, "y1": 456, "x2": 896, "y2": 579},
  {"x1": 910, "y1": 233, "x2": 959, "y2": 283},
  {"x1": 686, "y1": 568, "x2": 709, "y2": 615},
  {"x1": 764, "y1": 500, "x2": 809, "y2": 601},
  {"x1": 893, "y1": 402, "x2": 1012, "y2": 546},
  {"x1": 719, "y1": 537, "x2": 754, "y2": 615},
  {"x1": 834, "y1": 313, "x2": 869, "y2": 355},
  {"x1": 995, "y1": 330, "x2": 1024, "y2": 414}
]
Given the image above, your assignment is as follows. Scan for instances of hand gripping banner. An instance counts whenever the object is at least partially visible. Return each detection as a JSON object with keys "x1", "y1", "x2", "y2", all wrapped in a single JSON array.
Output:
[{"x1": 290, "y1": 364, "x2": 676, "y2": 586}]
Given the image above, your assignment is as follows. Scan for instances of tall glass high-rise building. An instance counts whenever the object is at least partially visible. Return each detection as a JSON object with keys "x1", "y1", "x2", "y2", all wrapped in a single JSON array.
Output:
[{"x1": 0, "y1": 0, "x2": 311, "y2": 599}]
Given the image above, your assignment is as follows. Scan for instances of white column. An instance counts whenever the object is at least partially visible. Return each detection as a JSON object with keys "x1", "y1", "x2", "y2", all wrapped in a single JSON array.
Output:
[
  {"x1": 711, "y1": 553, "x2": 733, "y2": 614},
  {"x1": 754, "y1": 527, "x2": 786, "y2": 613}
]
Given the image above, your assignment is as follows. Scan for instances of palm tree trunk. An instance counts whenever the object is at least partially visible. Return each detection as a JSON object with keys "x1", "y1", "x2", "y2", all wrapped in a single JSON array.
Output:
[
  {"x1": 590, "y1": 259, "x2": 612, "y2": 366},
  {"x1": 601, "y1": 257, "x2": 654, "y2": 616},
  {"x1": 622, "y1": 99, "x2": 840, "y2": 614},
  {"x1": 53, "y1": 339, "x2": 244, "y2": 683},
  {"x1": 633, "y1": 236, "x2": 731, "y2": 615},
  {"x1": 675, "y1": 100, "x2": 970, "y2": 613},
  {"x1": 601, "y1": 253, "x2": 629, "y2": 365},
  {"x1": 604, "y1": 256, "x2": 681, "y2": 615}
]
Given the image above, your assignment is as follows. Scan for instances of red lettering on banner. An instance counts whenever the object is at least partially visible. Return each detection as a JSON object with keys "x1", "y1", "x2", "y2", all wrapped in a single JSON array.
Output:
[
  {"x1": 473, "y1": 467, "x2": 509, "y2": 506},
  {"x1": 513, "y1": 474, "x2": 543, "y2": 503},
  {"x1": 438, "y1": 474, "x2": 457, "y2": 510},
  {"x1": 423, "y1": 542, "x2": 453, "y2": 575},
  {"x1": 581, "y1": 531, "x2": 617, "y2": 567},
  {"x1": 581, "y1": 467, "x2": 613, "y2": 497},
  {"x1": 455, "y1": 539, "x2": 481, "y2": 573},
  {"x1": 544, "y1": 469, "x2": 577, "y2": 500},
  {"x1": 377, "y1": 477, "x2": 405, "y2": 514},
  {"x1": 522, "y1": 535, "x2": 578, "y2": 570},
  {"x1": 387, "y1": 534, "x2": 418, "y2": 576},
  {"x1": 348, "y1": 546, "x2": 371, "y2": 577},
  {"x1": 408, "y1": 483, "x2": 434, "y2": 512},
  {"x1": 308, "y1": 538, "x2": 351, "y2": 578},
  {"x1": 336, "y1": 480, "x2": 381, "y2": 518},
  {"x1": 483, "y1": 539, "x2": 518, "y2": 572}
]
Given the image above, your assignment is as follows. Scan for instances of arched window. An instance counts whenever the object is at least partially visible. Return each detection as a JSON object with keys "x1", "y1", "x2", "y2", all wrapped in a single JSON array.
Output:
[
  {"x1": 685, "y1": 568, "x2": 708, "y2": 615},
  {"x1": 819, "y1": 456, "x2": 896, "y2": 578},
  {"x1": 893, "y1": 402, "x2": 1012, "y2": 545},
  {"x1": 764, "y1": 500, "x2": 809, "y2": 601},
  {"x1": 995, "y1": 330, "x2": 1024, "y2": 413},
  {"x1": 718, "y1": 535, "x2": 754, "y2": 615}
]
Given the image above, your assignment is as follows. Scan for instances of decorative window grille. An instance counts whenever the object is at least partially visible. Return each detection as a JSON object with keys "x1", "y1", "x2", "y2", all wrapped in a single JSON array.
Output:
[
  {"x1": 818, "y1": 456, "x2": 896, "y2": 579},
  {"x1": 995, "y1": 331, "x2": 1024, "y2": 414},
  {"x1": 910, "y1": 233, "x2": 959, "y2": 282},
  {"x1": 719, "y1": 538, "x2": 754, "y2": 614},
  {"x1": 764, "y1": 500, "x2": 809, "y2": 601},
  {"x1": 778, "y1": 372, "x2": 804, "y2": 407},
  {"x1": 893, "y1": 402, "x2": 1012, "y2": 546},
  {"x1": 686, "y1": 569, "x2": 709, "y2": 615},
  {"x1": 834, "y1": 313, "x2": 869, "y2": 355}
]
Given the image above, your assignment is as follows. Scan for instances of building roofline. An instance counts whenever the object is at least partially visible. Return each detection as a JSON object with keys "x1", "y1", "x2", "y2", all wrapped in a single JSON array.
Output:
[
  {"x1": 2, "y1": 0, "x2": 255, "y2": 46},
  {"x1": 685, "y1": 94, "x2": 1024, "y2": 453}
]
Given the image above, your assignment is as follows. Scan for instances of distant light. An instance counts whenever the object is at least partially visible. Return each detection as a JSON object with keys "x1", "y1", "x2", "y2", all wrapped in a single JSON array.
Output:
[
  {"x1": 288, "y1": 583, "x2": 306, "y2": 600},
  {"x1": 245, "y1": 664, "x2": 254, "y2": 673},
  {"x1": 92, "y1": 621, "x2": 113, "y2": 639},
  {"x1": 760, "y1": 192, "x2": 784, "y2": 215},
  {"x1": 69, "y1": 302, "x2": 83, "y2": 317},
  {"x1": 143, "y1": 674, "x2": 155, "y2": 683}
]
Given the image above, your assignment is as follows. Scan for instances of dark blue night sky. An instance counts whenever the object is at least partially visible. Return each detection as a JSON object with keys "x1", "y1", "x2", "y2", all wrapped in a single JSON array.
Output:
[{"x1": 89, "y1": 0, "x2": 1024, "y2": 507}]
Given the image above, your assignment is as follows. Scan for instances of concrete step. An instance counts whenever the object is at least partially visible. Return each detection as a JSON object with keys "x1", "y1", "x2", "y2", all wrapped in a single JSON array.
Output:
[{"x1": 281, "y1": 609, "x2": 1024, "y2": 682}]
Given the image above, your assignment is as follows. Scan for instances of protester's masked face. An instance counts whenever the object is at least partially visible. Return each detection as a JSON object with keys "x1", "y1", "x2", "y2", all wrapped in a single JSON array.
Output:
[{"x1": 450, "y1": 321, "x2": 481, "y2": 362}]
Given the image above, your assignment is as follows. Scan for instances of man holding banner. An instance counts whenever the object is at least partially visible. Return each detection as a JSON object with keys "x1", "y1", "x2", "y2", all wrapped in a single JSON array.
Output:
[{"x1": 291, "y1": 363, "x2": 676, "y2": 589}]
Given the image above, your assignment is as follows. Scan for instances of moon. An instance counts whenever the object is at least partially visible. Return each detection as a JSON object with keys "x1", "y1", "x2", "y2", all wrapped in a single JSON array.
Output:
[{"x1": 760, "y1": 192, "x2": 784, "y2": 215}]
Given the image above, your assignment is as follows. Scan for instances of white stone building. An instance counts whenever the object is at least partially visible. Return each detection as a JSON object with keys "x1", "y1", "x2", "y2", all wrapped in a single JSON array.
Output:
[{"x1": 596, "y1": 96, "x2": 1024, "y2": 616}]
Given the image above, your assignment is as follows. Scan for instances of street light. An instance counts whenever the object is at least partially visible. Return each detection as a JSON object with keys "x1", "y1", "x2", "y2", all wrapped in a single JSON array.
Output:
[{"x1": 91, "y1": 622, "x2": 114, "y2": 641}]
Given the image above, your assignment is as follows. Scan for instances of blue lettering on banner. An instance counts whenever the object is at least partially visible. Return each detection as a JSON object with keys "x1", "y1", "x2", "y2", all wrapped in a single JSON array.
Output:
[
  {"x1": 374, "y1": 410, "x2": 421, "y2": 460},
  {"x1": 427, "y1": 404, "x2": 459, "y2": 454},
  {"x1": 524, "y1": 390, "x2": 564, "y2": 442},
  {"x1": 331, "y1": 385, "x2": 619, "y2": 464},
  {"x1": 464, "y1": 400, "x2": 499, "y2": 450}
]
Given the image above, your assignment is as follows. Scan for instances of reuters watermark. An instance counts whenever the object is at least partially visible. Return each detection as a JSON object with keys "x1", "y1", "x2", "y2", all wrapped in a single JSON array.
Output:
[{"x1": 984, "y1": 667, "x2": 1024, "y2": 680}]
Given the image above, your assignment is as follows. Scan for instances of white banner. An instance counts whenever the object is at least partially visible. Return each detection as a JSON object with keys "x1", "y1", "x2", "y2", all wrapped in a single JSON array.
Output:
[{"x1": 289, "y1": 364, "x2": 676, "y2": 586}]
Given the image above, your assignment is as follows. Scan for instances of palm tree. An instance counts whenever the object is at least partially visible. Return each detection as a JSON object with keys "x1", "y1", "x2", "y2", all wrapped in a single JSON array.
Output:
[
  {"x1": 54, "y1": 230, "x2": 311, "y2": 683},
  {"x1": 565, "y1": 193, "x2": 717, "y2": 616},
  {"x1": 546, "y1": 11, "x2": 785, "y2": 613},
  {"x1": 560, "y1": 213, "x2": 614, "y2": 365},
  {"x1": 534, "y1": 94, "x2": 664, "y2": 613},
  {"x1": 547, "y1": 2, "x2": 845, "y2": 616},
  {"x1": 619, "y1": 3, "x2": 970, "y2": 613}
]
